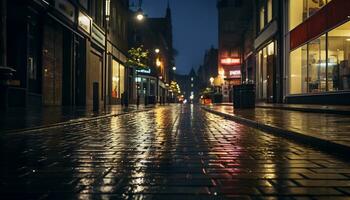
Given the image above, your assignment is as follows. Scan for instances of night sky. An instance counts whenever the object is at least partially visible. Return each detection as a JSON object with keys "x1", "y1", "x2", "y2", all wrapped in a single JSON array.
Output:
[{"x1": 132, "y1": 0, "x2": 218, "y2": 75}]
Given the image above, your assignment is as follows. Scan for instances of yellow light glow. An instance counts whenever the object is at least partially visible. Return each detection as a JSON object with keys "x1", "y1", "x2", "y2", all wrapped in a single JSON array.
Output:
[
  {"x1": 136, "y1": 13, "x2": 144, "y2": 21},
  {"x1": 156, "y1": 59, "x2": 161, "y2": 67}
]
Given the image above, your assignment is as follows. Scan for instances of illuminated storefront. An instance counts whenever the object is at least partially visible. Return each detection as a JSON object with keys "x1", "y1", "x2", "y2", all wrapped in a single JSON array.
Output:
[
  {"x1": 219, "y1": 55, "x2": 242, "y2": 102},
  {"x1": 286, "y1": 0, "x2": 350, "y2": 104},
  {"x1": 256, "y1": 41, "x2": 275, "y2": 102},
  {"x1": 111, "y1": 59, "x2": 126, "y2": 103},
  {"x1": 254, "y1": 0, "x2": 281, "y2": 103}
]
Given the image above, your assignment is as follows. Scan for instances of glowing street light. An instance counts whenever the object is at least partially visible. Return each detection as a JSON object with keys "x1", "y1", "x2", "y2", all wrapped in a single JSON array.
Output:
[
  {"x1": 156, "y1": 58, "x2": 161, "y2": 67},
  {"x1": 136, "y1": 12, "x2": 144, "y2": 21},
  {"x1": 210, "y1": 77, "x2": 214, "y2": 85},
  {"x1": 155, "y1": 48, "x2": 160, "y2": 54},
  {"x1": 172, "y1": 66, "x2": 176, "y2": 71}
]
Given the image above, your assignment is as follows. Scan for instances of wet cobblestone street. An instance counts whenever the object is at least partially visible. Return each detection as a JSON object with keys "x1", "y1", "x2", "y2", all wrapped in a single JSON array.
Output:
[{"x1": 1, "y1": 105, "x2": 350, "y2": 199}]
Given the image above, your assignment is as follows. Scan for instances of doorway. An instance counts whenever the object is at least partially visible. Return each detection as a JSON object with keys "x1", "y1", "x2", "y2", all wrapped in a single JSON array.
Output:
[{"x1": 42, "y1": 19, "x2": 63, "y2": 106}]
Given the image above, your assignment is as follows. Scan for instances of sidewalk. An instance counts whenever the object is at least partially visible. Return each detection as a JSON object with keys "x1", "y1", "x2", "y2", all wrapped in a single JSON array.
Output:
[
  {"x1": 0, "y1": 104, "x2": 154, "y2": 133},
  {"x1": 218, "y1": 102, "x2": 350, "y2": 115},
  {"x1": 203, "y1": 104, "x2": 350, "y2": 157}
]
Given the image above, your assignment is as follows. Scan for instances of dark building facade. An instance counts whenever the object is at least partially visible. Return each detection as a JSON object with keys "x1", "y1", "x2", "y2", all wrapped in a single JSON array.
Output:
[
  {"x1": 253, "y1": 0, "x2": 284, "y2": 103},
  {"x1": 3, "y1": 0, "x2": 129, "y2": 108},
  {"x1": 174, "y1": 68, "x2": 199, "y2": 103},
  {"x1": 129, "y1": 4, "x2": 174, "y2": 104},
  {"x1": 197, "y1": 47, "x2": 218, "y2": 91},
  {"x1": 217, "y1": 0, "x2": 253, "y2": 102}
]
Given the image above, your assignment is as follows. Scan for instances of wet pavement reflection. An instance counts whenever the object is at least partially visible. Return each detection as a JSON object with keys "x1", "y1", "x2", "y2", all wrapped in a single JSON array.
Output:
[
  {"x1": 1, "y1": 105, "x2": 350, "y2": 199},
  {"x1": 211, "y1": 105, "x2": 350, "y2": 147}
]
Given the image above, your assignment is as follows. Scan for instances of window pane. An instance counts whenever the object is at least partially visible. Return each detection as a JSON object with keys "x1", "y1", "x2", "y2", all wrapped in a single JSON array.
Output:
[
  {"x1": 308, "y1": 0, "x2": 326, "y2": 17},
  {"x1": 262, "y1": 47, "x2": 268, "y2": 99},
  {"x1": 267, "y1": 0, "x2": 272, "y2": 22},
  {"x1": 328, "y1": 21, "x2": 350, "y2": 91},
  {"x1": 308, "y1": 35, "x2": 327, "y2": 93},
  {"x1": 289, "y1": 0, "x2": 329, "y2": 31},
  {"x1": 112, "y1": 60, "x2": 120, "y2": 98},
  {"x1": 289, "y1": 45, "x2": 308, "y2": 94},
  {"x1": 120, "y1": 64, "x2": 125, "y2": 95},
  {"x1": 289, "y1": 0, "x2": 306, "y2": 31},
  {"x1": 260, "y1": 7, "x2": 265, "y2": 30}
]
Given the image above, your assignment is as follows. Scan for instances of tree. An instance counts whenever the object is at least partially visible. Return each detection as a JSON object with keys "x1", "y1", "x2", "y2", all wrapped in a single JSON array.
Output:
[
  {"x1": 169, "y1": 81, "x2": 181, "y2": 96},
  {"x1": 126, "y1": 45, "x2": 149, "y2": 68}
]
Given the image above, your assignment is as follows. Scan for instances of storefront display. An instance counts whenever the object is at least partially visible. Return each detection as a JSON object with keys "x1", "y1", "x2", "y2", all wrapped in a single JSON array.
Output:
[
  {"x1": 289, "y1": 21, "x2": 350, "y2": 94},
  {"x1": 111, "y1": 59, "x2": 125, "y2": 100}
]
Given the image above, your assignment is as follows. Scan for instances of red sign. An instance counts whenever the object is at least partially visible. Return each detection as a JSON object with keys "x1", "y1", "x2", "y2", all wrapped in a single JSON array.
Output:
[{"x1": 220, "y1": 58, "x2": 241, "y2": 66}]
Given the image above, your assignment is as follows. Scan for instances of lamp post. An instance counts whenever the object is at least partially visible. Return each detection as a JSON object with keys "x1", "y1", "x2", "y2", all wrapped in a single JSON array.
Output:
[
  {"x1": 104, "y1": 0, "x2": 111, "y2": 110},
  {"x1": 132, "y1": 0, "x2": 145, "y2": 108}
]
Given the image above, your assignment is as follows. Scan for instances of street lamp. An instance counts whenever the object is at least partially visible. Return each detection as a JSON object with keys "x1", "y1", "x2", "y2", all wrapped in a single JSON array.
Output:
[
  {"x1": 155, "y1": 48, "x2": 160, "y2": 54},
  {"x1": 210, "y1": 77, "x2": 214, "y2": 86},
  {"x1": 172, "y1": 66, "x2": 176, "y2": 71},
  {"x1": 136, "y1": 12, "x2": 144, "y2": 21}
]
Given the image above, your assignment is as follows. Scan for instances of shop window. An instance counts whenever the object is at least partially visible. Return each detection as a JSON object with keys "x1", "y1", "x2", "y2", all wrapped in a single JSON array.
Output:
[
  {"x1": 267, "y1": 0, "x2": 273, "y2": 23},
  {"x1": 328, "y1": 21, "x2": 350, "y2": 91},
  {"x1": 112, "y1": 60, "x2": 120, "y2": 98},
  {"x1": 290, "y1": 45, "x2": 308, "y2": 94},
  {"x1": 120, "y1": 64, "x2": 125, "y2": 96},
  {"x1": 289, "y1": 35, "x2": 327, "y2": 94},
  {"x1": 308, "y1": 35, "x2": 327, "y2": 93}
]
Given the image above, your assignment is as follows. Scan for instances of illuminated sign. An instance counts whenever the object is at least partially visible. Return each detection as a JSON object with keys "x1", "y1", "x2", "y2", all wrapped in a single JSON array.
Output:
[
  {"x1": 229, "y1": 70, "x2": 241, "y2": 78},
  {"x1": 221, "y1": 58, "x2": 241, "y2": 65},
  {"x1": 136, "y1": 68, "x2": 151, "y2": 74},
  {"x1": 78, "y1": 11, "x2": 91, "y2": 34}
]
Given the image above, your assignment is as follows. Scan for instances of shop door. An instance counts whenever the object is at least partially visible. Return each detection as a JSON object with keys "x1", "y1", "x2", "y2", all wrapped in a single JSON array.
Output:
[
  {"x1": 42, "y1": 21, "x2": 63, "y2": 106},
  {"x1": 87, "y1": 51, "x2": 103, "y2": 106},
  {"x1": 266, "y1": 55, "x2": 275, "y2": 103},
  {"x1": 74, "y1": 37, "x2": 86, "y2": 106}
]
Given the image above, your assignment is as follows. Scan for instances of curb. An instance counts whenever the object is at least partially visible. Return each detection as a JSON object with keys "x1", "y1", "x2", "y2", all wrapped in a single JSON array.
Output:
[
  {"x1": 202, "y1": 106, "x2": 350, "y2": 160},
  {"x1": 1, "y1": 108, "x2": 153, "y2": 135},
  {"x1": 256, "y1": 105, "x2": 350, "y2": 115},
  {"x1": 216, "y1": 103, "x2": 350, "y2": 115}
]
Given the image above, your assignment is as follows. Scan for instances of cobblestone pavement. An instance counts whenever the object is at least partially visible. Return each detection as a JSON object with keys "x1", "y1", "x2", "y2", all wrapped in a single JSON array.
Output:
[
  {"x1": 0, "y1": 105, "x2": 151, "y2": 132},
  {"x1": 1, "y1": 105, "x2": 350, "y2": 199},
  {"x1": 209, "y1": 105, "x2": 350, "y2": 147}
]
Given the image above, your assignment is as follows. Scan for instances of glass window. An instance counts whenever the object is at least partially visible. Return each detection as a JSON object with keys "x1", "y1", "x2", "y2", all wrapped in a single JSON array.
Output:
[
  {"x1": 112, "y1": 60, "x2": 120, "y2": 98},
  {"x1": 308, "y1": 35, "x2": 327, "y2": 93},
  {"x1": 289, "y1": 0, "x2": 329, "y2": 31},
  {"x1": 289, "y1": 0, "x2": 305, "y2": 31},
  {"x1": 328, "y1": 21, "x2": 350, "y2": 91},
  {"x1": 308, "y1": 0, "x2": 326, "y2": 17},
  {"x1": 120, "y1": 64, "x2": 125, "y2": 95},
  {"x1": 290, "y1": 45, "x2": 308, "y2": 94},
  {"x1": 262, "y1": 47, "x2": 268, "y2": 99},
  {"x1": 267, "y1": 0, "x2": 273, "y2": 23},
  {"x1": 260, "y1": 7, "x2": 265, "y2": 31}
]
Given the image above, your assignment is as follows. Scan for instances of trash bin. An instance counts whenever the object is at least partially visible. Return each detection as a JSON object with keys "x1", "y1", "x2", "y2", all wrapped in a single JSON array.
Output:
[
  {"x1": 233, "y1": 84, "x2": 255, "y2": 109},
  {"x1": 0, "y1": 66, "x2": 16, "y2": 110}
]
